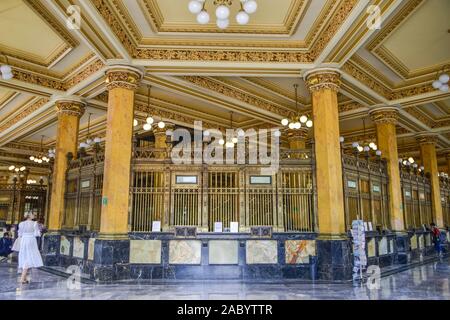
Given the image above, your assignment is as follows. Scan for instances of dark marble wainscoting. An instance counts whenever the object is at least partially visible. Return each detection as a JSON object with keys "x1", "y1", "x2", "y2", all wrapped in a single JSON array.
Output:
[
  {"x1": 395, "y1": 233, "x2": 411, "y2": 264},
  {"x1": 316, "y1": 238, "x2": 353, "y2": 281},
  {"x1": 92, "y1": 239, "x2": 130, "y2": 282},
  {"x1": 42, "y1": 233, "x2": 61, "y2": 266}
]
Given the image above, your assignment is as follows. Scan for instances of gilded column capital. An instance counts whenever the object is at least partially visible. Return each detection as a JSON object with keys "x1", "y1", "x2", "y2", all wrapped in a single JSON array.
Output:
[
  {"x1": 416, "y1": 134, "x2": 438, "y2": 146},
  {"x1": 105, "y1": 66, "x2": 143, "y2": 91},
  {"x1": 55, "y1": 100, "x2": 85, "y2": 118},
  {"x1": 304, "y1": 69, "x2": 341, "y2": 93},
  {"x1": 369, "y1": 107, "x2": 399, "y2": 125},
  {"x1": 287, "y1": 128, "x2": 309, "y2": 142}
]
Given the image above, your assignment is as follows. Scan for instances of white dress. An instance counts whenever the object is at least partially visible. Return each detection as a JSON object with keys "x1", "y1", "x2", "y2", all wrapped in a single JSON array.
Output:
[{"x1": 17, "y1": 220, "x2": 43, "y2": 272}]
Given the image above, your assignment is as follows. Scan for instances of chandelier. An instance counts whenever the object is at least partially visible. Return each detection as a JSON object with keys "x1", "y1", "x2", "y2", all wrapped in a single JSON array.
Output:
[
  {"x1": 134, "y1": 85, "x2": 165, "y2": 130},
  {"x1": 79, "y1": 112, "x2": 101, "y2": 149},
  {"x1": 29, "y1": 136, "x2": 50, "y2": 164},
  {"x1": 188, "y1": 0, "x2": 258, "y2": 29},
  {"x1": 8, "y1": 165, "x2": 26, "y2": 173},
  {"x1": 218, "y1": 111, "x2": 239, "y2": 148},
  {"x1": 351, "y1": 118, "x2": 378, "y2": 154},
  {"x1": 0, "y1": 54, "x2": 13, "y2": 80},
  {"x1": 281, "y1": 84, "x2": 313, "y2": 130},
  {"x1": 432, "y1": 66, "x2": 449, "y2": 92}
]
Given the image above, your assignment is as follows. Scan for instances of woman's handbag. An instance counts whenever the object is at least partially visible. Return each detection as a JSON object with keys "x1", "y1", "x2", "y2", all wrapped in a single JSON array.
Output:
[{"x1": 11, "y1": 236, "x2": 21, "y2": 252}]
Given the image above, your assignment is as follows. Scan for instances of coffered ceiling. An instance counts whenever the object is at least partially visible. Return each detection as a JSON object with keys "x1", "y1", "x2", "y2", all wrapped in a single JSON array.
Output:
[{"x1": 0, "y1": 0, "x2": 450, "y2": 174}]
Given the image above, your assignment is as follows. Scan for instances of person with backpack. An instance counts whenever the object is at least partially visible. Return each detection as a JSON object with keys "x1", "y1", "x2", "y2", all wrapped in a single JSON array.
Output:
[
  {"x1": 0, "y1": 232, "x2": 13, "y2": 262},
  {"x1": 430, "y1": 223, "x2": 442, "y2": 257}
]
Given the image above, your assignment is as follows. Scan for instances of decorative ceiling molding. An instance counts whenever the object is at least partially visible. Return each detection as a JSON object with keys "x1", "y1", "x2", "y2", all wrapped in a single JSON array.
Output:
[{"x1": 0, "y1": 98, "x2": 50, "y2": 133}]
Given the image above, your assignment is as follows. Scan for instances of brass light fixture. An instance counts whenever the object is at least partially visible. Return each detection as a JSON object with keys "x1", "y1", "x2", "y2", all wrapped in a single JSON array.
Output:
[{"x1": 281, "y1": 84, "x2": 313, "y2": 130}]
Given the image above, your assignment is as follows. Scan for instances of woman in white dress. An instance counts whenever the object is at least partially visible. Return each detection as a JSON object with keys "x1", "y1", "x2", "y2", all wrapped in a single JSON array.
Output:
[{"x1": 14, "y1": 212, "x2": 43, "y2": 284}]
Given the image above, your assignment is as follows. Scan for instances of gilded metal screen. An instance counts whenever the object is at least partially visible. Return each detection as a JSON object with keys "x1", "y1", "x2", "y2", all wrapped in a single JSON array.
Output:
[
  {"x1": 131, "y1": 171, "x2": 166, "y2": 232},
  {"x1": 91, "y1": 174, "x2": 103, "y2": 231},
  {"x1": 63, "y1": 179, "x2": 77, "y2": 229},
  {"x1": 281, "y1": 171, "x2": 314, "y2": 232},
  {"x1": 207, "y1": 171, "x2": 239, "y2": 231},
  {"x1": 172, "y1": 187, "x2": 200, "y2": 226}
]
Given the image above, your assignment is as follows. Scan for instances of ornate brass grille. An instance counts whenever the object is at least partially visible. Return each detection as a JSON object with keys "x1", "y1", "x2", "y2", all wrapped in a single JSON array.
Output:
[
  {"x1": 172, "y1": 187, "x2": 200, "y2": 226},
  {"x1": 63, "y1": 179, "x2": 77, "y2": 229},
  {"x1": 281, "y1": 171, "x2": 314, "y2": 232},
  {"x1": 207, "y1": 171, "x2": 239, "y2": 231},
  {"x1": 131, "y1": 171, "x2": 165, "y2": 232},
  {"x1": 91, "y1": 174, "x2": 103, "y2": 231}
]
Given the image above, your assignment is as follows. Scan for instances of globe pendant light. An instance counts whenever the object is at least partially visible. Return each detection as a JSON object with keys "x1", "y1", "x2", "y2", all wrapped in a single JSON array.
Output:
[
  {"x1": 0, "y1": 54, "x2": 14, "y2": 80},
  {"x1": 188, "y1": 0, "x2": 203, "y2": 14},
  {"x1": 243, "y1": 0, "x2": 258, "y2": 14}
]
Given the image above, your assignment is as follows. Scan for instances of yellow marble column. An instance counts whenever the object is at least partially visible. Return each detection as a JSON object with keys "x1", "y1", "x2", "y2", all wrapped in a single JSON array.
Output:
[
  {"x1": 153, "y1": 123, "x2": 174, "y2": 159},
  {"x1": 48, "y1": 99, "x2": 85, "y2": 231},
  {"x1": 417, "y1": 134, "x2": 444, "y2": 227},
  {"x1": 370, "y1": 107, "x2": 404, "y2": 231},
  {"x1": 305, "y1": 69, "x2": 346, "y2": 238},
  {"x1": 99, "y1": 66, "x2": 142, "y2": 239}
]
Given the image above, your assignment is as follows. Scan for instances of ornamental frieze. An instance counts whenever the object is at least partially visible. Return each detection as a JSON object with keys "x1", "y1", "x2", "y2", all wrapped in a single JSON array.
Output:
[{"x1": 0, "y1": 98, "x2": 49, "y2": 133}]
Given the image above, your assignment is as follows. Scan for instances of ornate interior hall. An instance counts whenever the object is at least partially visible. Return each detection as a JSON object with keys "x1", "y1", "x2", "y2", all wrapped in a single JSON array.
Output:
[{"x1": 0, "y1": 0, "x2": 449, "y2": 302}]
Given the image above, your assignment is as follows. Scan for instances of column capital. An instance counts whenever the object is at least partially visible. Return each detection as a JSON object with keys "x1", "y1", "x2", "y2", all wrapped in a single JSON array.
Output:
[
  {"x1": 105, "y1": 65, "x2": 143, "y2": 91},
  {"x1": 287, "y1": 128, "x2": 309, "y2": 142},
  {"x1": 416, "y1": 133, "x2": 438, "y2": 146},
  {"x1": 55, "y1": 98, "x2": 86, "y2": 117},
  {"x1": 303, "y1": 68, "x2": 341, "y2": 93},
  {"x1": 369, "y1": 106, "x2": 400, "y2": 125}
]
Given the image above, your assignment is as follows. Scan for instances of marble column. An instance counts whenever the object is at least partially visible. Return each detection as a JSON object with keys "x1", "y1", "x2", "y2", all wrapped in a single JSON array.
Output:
[
  {"x1": 370, "y1": 107, "x2": 404, "y2": 231},
  {"x1": 153, "y1": 123, "x2": 174, "y2": 159},
  {"x1": 304, "y1": 69, "x2": 351, "y2": 280},
  {"x1": 48, "y1": 99, "x2": 85, "y2": 231},
  {"x1": 99, "y1": 66, "x2": 142, "y2": 239},
  {"x1": 417, "y1": 134, "x2": 444, "y2": 227}
]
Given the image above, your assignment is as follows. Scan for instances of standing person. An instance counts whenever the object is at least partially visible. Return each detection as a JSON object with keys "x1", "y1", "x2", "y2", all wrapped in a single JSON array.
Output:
[
  {"x1": 0, "y1": 232, "x2": 13, "y2": 262},
  {"x1": 36, "y1": 217, "x2": 46, "y2": 251},
  {"x1": 430, "y1": 222, "x2": 442, "y2": 257},
  {"x1": 14, "y1": 212, "x2": 43, "y2": 284}
]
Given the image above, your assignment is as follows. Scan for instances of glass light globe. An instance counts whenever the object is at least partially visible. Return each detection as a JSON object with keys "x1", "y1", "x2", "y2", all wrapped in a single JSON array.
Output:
[
  {"x1": 188, "y1": 1, "x2": 203, "y2": 14},
  {"x1": 300, "y1": 115, "x2": 308, "y2": 123},
  {"x1": 2, "y1": 72, "x2": 13, "y2": 80},
  {"x1": 281, "y1": 118, "x2": 289, "y2": 126},
  {"x1": 15, "y1": 168, "x2": 19, "y2": 172},
  {"x1": 20, "y1": 166, "x2": 26, "y2": 171},
  {"x1": 306, "y1": 120, "x2": 313, "y2": 128},
  {"x1": 9, "y1": 165, "x2": 15, "y2": 171},
  {"x1": 86, "y1": 138, "x2": 93, "y2": 145},
  {"x1": 376, "y1": 150, "x2": 382, "y2": 156},
  {"x1": 274, "y1": 130, "x2": 281, "y2": 137},
  {"x1": 133, "y1": 119, "x2": 138, "y2": 126},
  {"x1": 288, "y1": 122, "x2": 295, "y2": 129},
  {"x1": 30, "y1": 156, "x2": 35, "y2": 161},
  {"x1": 403, "y1": 160, "x2": 407, "y2": 166},
  {"x1": 217, "y1": 18, "x2": 229, "y2": 29},
  {"x1": 432, "y1": 80, "x2": 443, "y2": 89},
  {"x1": 0, "y1": 65, "x2": 12, "y2": 74},
  {"x1": 372, "y1": 145, "x2": 377, "y2": 150},
  {"x1": 232, "y1": 137, "x2": 238, "y2": 144},
  {"x1": 94, "y1": 137, "x2": 101, "y2": 143},
  {"x1": 204, "y1": 130, "x2": 210, "y2": 137},
  {"x1": 408, "y1": 157, "x2": 414, "y2": 164},
  {"x1": 146, "y1": 116, "x2": 154, "y2": 124},
  {"x1": 219, "y1": 138, "x2": 225, "y2": 145},
  {"x1": 439, "y1": 73, "x2": 449, "y2": 84},
  {"x1": 352, "y1": 142, "x2": 359, "y2": 148},
  {"x1": 339, "y1": 136, "x2": 345, "y2": 143},
  {"x1": 243, "y1": 0, "x2": 258, "y2": 14},
  {"x1": 369, "y1": 142, "x2": 375, "y2": 149},
  {"x1": 143, "y1": 123, "x2": 151, "y2": 131},
  {"x1": 38, "y1": 159, "x2": 43, "y2": 164},
  {"x1": 294, "y1": 122, "x2": 301, "y2": 129},
  {"x1": 158, "y1": 121, "x2": 165, "y2": 129},
  {"x1": 215, "y1": 5, "x2": 230, "y2": 20},
  {"x1": 236, "y1": 11, "x2": 249, "y2": 25},
  {"x1": 45, "y1": 158, "x2": 50, "y2": 162},
  {"x1": 363, "y1": 146, "x2": 370, "y2": 152},
  {"x1": 357, "y1": 146, "x2": 363, "y2": 152},
  {"x1": 197, "y1": 10, "x2": 210, "y2": 24},
  {"x1": 237, "y1": 129, "x2": 245, "y2": 137},
  {"x1": 440, "y1": 84, "x2": 449, "y2": 92}
]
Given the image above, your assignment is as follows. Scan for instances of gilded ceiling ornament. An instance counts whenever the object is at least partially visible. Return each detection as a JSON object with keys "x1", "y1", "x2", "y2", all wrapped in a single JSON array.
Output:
[
  {"x1": 105, "y1": 69, "x2": 142, "y2": 91},
  {"x1": 56, "y1": 101, "x2": 86, "y2": 118},
  {"x1": 305, "y1": 70, "x2": 341, "y2": 92},
  {"x1": 370, "y1": 108, "x2": 399, "y2": 125}
]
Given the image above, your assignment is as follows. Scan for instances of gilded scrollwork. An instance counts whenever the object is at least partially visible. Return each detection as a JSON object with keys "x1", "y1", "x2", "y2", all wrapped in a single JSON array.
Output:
[
  {"x1": 416, "y1": 134, "x2": 438, "y2": 146},
  {"x1": 105, "y1": 69, "x2": 141, "y2": 91},
  {"x1": 370, "y1": 109, "x2": 399, "y2": 125},
  {"x1": 56, "y1": 101, "x2": 86, "y2": 118}
]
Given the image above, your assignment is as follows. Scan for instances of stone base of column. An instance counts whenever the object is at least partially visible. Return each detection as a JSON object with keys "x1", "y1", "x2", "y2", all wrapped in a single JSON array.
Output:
[
  {"x1": 92, "y1": 238, "x2": 130, "y2": 282},
  {"x1": 394, "y1": 232, "x2": 411, "y2": 264},
  {"x1": 42, "y1": 232, "x2": 61, "y2": 266},
  {"x1": 316, "y1": 235, "x2": 353, "y2": 281}
]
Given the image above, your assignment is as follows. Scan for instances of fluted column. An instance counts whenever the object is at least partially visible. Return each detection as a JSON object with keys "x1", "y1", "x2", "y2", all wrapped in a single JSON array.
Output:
[
  {"x1": 305, "y1": 69, "x2": 346, "y2": 238},
  {"x1": 370, "y1": 107, "x2": 404, "y2": 231},
  {"x1": 417, "y1": 134, "x2": 443, "y2": 227},
  {"x1": 99, "y1": 66, "x2": 142, "y2": 239},
  {"x1": 48, "y1": 99, "x2": 85, "y2": 231}
]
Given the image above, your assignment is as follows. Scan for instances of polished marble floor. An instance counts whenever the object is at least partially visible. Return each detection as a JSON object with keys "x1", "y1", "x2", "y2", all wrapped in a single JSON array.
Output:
[{"x1": 0, "y1": 258, "x2": 449, "y2": 300}]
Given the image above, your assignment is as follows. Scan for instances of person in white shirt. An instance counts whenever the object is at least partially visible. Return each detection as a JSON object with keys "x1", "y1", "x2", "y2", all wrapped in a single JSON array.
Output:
[{"x1": 12, "y1": 212, "x2": 44, "y2": 284}]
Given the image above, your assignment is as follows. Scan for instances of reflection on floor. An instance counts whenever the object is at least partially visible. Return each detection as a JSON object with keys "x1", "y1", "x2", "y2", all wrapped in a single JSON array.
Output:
[{"x1": 0, "y1": 258, "x2": 449, "y2": 300}]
